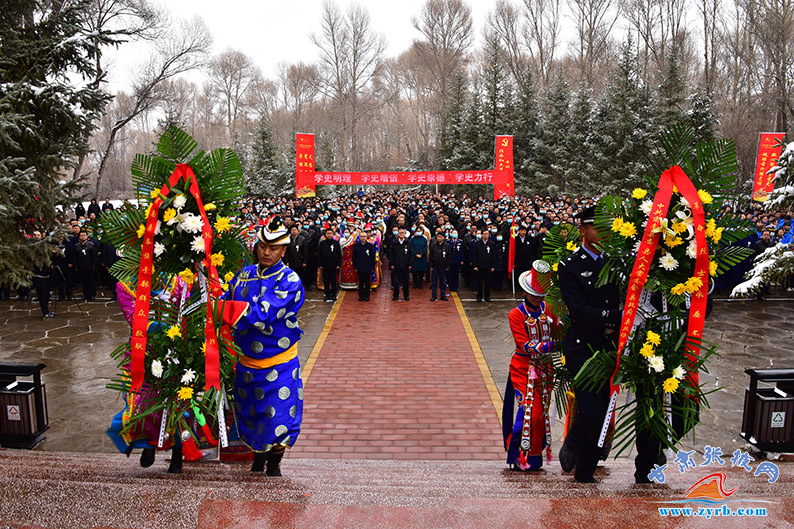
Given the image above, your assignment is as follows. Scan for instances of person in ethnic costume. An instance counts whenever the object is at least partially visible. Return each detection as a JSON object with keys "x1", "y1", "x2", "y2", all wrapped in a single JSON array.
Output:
[
  {"x1": 224, "y1": 216, "x2": 305, "y2": 475},
  {"x1": 503, "y1": 260, "x2": 557, "y2": 471}
]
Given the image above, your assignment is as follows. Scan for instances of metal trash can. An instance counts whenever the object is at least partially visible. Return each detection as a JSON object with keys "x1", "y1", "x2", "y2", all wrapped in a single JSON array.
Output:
[
  {"x1": 0, "y1": 363, "x2": 49, "y2": 449},
  {"x1": 741, "y1": 368, "x2": 794, "y2": 452}
]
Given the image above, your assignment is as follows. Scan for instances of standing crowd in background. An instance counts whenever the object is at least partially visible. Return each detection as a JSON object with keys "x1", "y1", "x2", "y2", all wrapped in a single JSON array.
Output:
[{"x1": 2, "y1": 191, "x2": 792, "y2": 317}]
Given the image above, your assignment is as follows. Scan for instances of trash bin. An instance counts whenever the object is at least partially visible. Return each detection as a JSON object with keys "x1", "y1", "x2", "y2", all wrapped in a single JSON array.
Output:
[
  {"x1": 741, "y1": 368, "x2": 794, "y2": 452},
  {"x1": 0, "y1": 363, "x2": 49, "y2": 449}
]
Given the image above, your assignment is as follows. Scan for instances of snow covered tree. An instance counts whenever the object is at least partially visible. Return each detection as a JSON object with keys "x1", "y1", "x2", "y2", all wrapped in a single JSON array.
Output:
[
  {"x1": 0, "y1": 0, "x2": 110, "y2": 287},
  {"x1": 248, "y1": 118, "x2": 291, "y2": 197},
  {"x1": 535, "y1": 75, "x2": 571, "y2": 194}
]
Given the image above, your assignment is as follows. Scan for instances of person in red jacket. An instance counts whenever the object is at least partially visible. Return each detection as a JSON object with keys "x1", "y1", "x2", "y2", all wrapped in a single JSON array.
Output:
[{"x1": 503, "y1": 259, "x2": 558, "y2": 471}]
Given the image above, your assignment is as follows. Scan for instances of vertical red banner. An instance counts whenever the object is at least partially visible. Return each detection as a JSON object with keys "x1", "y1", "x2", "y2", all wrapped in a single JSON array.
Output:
[
  {"x1": 752, "y1": 132, "x2": 786, "y2": 202},
  {"x1": 494, "y1": 136, "x2": 515, "y2": 199},
  {"x1": 295, "y1": 133, "x2": 316, "y2": 198}
]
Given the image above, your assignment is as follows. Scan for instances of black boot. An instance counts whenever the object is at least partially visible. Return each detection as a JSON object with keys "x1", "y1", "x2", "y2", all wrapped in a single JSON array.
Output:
[
  {"x1": 140, "y1": 447, "x2": 156, "y2": 468},
  {"x1": 265, "y1": 450, "x2": 284, "y2": 477},
  {"x1": 167, "y1": 444, "x2": 183, "y2": 474},
  {"x1": 251, "y1": 452, "x2": 267, "y2": 472}
]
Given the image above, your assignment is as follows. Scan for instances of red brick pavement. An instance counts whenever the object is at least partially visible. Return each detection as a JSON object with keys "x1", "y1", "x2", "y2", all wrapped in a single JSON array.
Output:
[{"x1": 290, "y1": 286, "x2": 505, "y2": 460}]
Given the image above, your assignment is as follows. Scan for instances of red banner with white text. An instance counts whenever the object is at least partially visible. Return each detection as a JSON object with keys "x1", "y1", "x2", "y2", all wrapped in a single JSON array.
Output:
[
  {"x1": 295, "y1": 134, "x2": 515, "y2": 200},
  {"x1": 752, "y1": 132, "x2": 785, "y2": 202}
]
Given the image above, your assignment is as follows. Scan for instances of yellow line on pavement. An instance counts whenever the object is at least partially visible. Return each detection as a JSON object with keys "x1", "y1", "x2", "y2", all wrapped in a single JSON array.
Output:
[
  {"x1": 302, "y1": 290, "x2": 345, "y2": 382},
  {"x1": 452, "y1": 292, "x2": 503, "y2": 422}
]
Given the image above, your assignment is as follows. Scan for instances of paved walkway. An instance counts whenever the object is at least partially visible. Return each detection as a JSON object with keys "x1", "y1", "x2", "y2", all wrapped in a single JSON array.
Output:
[{"x1": 292, "y1": 287, "x2": 504, "y2": 460}]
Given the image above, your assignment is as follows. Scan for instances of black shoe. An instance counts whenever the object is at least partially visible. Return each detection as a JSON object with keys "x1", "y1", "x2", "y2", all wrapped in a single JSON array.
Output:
[
  {"x1": 559, "y1": 442, "x2": 576, "y2": 473},
  {"x1": 575, "y1": 475, "x2": 598, "y2": 483},
  {"x1": 441, "y1": 297, "x2": 448, "y2": 301},
  {"x1": 431, "y1": 297, "x2": 437, "y2": 301},
  {"x1": 43, "y1": 312, "x2": 55, "y2": 319},
  {"x1": 476, "y1": 298, "x2": 482, "y2": 302},
  {"x1": 167, "y1": 445, "x2": 183, "y2": 474},
  {"x1": 392, "y1": 296, "x2": 398, "y2": 301},
  {"x1": 404, "y1": 297, "x2": 410, "y2": 301},
  {"x1": 265, "y1": 450, "x2": 284, "y2": 477},
  {"x1": 140, "y1": 447, "x2": 156, "y2": 468},
  {"x1": 485, "y1": 298, "x2": 491, "y2": 302},
  {"x1": 634, "y1": 474, "x2": 653, "y2": 484},
  {"x1": 251, "y1": 452, "x2": 266, "y2": 473}
]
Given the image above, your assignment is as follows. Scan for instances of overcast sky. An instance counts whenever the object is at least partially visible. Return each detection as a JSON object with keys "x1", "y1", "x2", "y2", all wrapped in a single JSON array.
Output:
[{"x1": 105, "y1": 0, "x2": 502, "y2": 92}]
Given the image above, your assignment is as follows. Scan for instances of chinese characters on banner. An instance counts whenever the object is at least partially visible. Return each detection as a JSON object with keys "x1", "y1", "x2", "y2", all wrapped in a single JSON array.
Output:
[
  {"x1": 295, "y1": 134, "x2": 516, "y2": 200},
  {"x1": 295, "y1": 133, "x2": 316, "y2": 198},
  {"x1": 752, "y1": 132, "x2": 785, "y2": 202},
  {"x1": 494, "y1": 135, "x2": 515, "y2": 198}
]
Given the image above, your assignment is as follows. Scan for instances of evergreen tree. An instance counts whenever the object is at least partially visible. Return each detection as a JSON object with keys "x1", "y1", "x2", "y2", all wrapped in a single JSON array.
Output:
[
  {"x1": 656, "y1": 43, "x2": 687, "y2": 132},
  {"x1": 510, "y1": 67, "x2": 542, "y2": 195},
  {"x1": 536, "y1": 75, "x2": 571, "y2": 195},
  {"x1": 688, "y1": 90, "x2": 718, "y2": 145},
  {"x1": 439, "y1": 71, "x2": 466, "y2": 169},
  {"x1": 448, "y1": 79, "x2": 485, "y2": 171},
  {"x1": 248, "y1": 118, "x2": 290, "y2": 197},
  {"x1": 0, "y1": 0, "x2": 110, "y2": 287},
  {"x1": 566, "y1": 84, "x2": 594, "y2": 195}
]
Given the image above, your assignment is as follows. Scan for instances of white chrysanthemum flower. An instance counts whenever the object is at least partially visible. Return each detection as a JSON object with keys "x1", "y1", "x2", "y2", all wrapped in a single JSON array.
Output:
[
  {"x1": 648, "y1": 355, "x2": 665, "y2": 373},
  {"x1": 181, "y1": 368, "x2": 196, "y2": 384},
  {"x1": 154, "y1": 220, "x2": 162, "y2": 235},
  {"x1": 686, "y1": 240, "x2": 698, "y2": 259},
  {"x1": 154, "y1": 242, "x2": 166, "y2": 257},
  {"x1": 181, "y1": 214, "x2": 204, "y2": 234},
  {"x1": 191, "y1": 236, "x2": 205, "y2": 253},
  {"x1": 633, "y1": 240, "x2": 642, "y2": 254},
  {"x1": 640, "y1": 199, "x2": 653, "y2": 216},
  {"x1": 173, "y1": 194, "x2": 187, "y2": 210},
  {"x1": 659, "y1": 254, "x2": 679, "y2": 271},
  {"x1": 672, "y1": 366, "x2": 686, "y2": 380},
  {"x1": 679, "y1": 196, "x2": 690, "y2": 207},
  {"x1": 151, "y1": 359, "x2": 163, "y2": 378}
]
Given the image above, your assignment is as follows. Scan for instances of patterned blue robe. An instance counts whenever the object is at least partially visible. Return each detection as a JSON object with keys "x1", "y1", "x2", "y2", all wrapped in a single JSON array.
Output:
[{"x1": 225, "y1": 260, "x2": 305, "y2": 452}]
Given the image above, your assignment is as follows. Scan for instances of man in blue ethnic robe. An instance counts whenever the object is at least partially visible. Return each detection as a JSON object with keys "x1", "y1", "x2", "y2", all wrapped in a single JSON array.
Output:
[{"x1": 224, "y1": 216, "x2": 305, "y2": 476}]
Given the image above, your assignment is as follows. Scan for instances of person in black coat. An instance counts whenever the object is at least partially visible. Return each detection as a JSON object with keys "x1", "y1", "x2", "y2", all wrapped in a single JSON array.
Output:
[
  {"x1": 557, "y1": 206, "x2": 622, "y2": 484},
  {"x1": 101, "y1": 197, "x2": 115, "y2": 213},
  {"x1": 513, "y1": 224, "x2": 534, "y2": 290},
  {"x1": 87, "y1": 198, "x2": 101, "y2": 218},
  {"x1": 317, "y1": 228, "x2": 342, "y2": 302},
  {"x1": 73, "y1": 230, "x2": 97, "y2": 301},
  {"x1": 74, "y1": 202, "x2": 86, "y2": 219},
  {"x1": 428, "y1": 230, "x2": 451, "y2": 301},
  {"x1": 448, "y1": 232, "x2": 463, "y2": 292},
  {"x1": 285, "y1": 225, "x2": 311, "y2": 289},
  {"x1": 352, "y1": 230, "x2": 377, "y2": 301},
  {"x1": 388, "y1": 227, "x2": 413, "y2": 301},
  {"x1": 472, "y1": 229, "x2": 495, "y2": 302}
]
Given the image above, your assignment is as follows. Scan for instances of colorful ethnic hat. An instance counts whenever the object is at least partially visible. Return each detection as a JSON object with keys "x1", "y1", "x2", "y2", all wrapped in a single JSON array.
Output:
[
  {"x1": 518, "y1": 259, "x2": 551, "y2": 297},
  {"x1": 257, "y1": 215, "x2": 289, "y2": 245}
]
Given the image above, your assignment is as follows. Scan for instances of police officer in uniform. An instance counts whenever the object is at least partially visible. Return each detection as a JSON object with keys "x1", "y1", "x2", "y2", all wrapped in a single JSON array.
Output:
[{"x1": 557, "y1": 205, "x2": 622, "y2": 483}]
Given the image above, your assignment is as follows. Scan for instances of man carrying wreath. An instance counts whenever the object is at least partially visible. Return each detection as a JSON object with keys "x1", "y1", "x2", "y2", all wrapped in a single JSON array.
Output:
[{"x1": 224, "y1": 216, "x2": 305, "y2": 476}]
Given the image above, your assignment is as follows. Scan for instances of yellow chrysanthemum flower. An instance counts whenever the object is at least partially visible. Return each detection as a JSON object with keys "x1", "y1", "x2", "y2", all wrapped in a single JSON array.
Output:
[
  {"x1": 150, "y1": 189, "x2": 160, "y2": 199},
  {"x1": 567, "y1": 241, "x2": 579, "y2": 251},
  {"x1": 210, "y1": 252, "x2": 225, "y2": 267},
  {"x1": 619, "y1": 221, "x2": 637, "y2": 238},
  {"x1": 705, "y1": 218, "x2": 716, "y2": 238},
  {"x1": 611, "y1": 217, "x2": 624, "y2": 233},
  {"x1": 709, "y1": 260, "x2": 718, "y2": 276},
  {"x1": 552, "y1": 262, "x2": 559, "y2": 272},
  {"x1": 685, "y1": 276, "x2": 703, "y2": 293},
  {"x1": 177, "y1": 386, "x2": 194, "y2": 400},
  {"x1": 166, "y1": 324, "x2": 182, "y2": 340},
  {"x1": 697, "y1": 189, "x2": 713, "y2": 205},
  {"x1": 204, "y1": 203, "x2": 217, "y2": 211},
  {"x1": 136, "y1": 224, "x2": 145, "y2": 238},
  {"x1": 201, "y1": 342, "x2": 206, "y2": 354},
  {"x1": 671, "y1": 221, "x2": 687, "y2": 234},
  {"x1": 179, "y1": 268, "x2": 195, "y2": 285},
  {"x1": 712, "y1": 227, "x2": 723, "y2": 244},
  {"x1": 145, "y1": 203, "x2": 153, "y2": 219},
  {"x1": 663, "y1": 377, "x2": 680, "y2": 394},
  {"x1": 640, "y1": 343, "x2": 655, "y2": 358},
  {"x1": 214, "y1": 216, "x2": 231, "y2": 233},
  {"x1": 632, "y1": 188, "x2": 648, "y2": 199},
  {"x1": 646, "y1": 330, "x2": 661, "y2": 346},
  {"x1": 670, "y1": 283, "x2": 687, "y2": 296},
  {"x1": 560, "y1": 355, "x2": 566, "y2": 366},
  {"x1": 665, "y1": 235, "x2": 683, "y2": 248},
  {"x1": 162, "y1": 208, "x2": 177, "y2": 223}
]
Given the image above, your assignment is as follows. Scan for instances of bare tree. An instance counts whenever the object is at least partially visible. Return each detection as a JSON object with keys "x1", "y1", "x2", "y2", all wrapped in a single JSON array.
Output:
[
  {"x1": 209, "y1": 49, "x2": 261, "y2": 141},
  {"x1": 311, "y1": 1, "x2": 386, "y2": 170},
  {"x1": 278, "y1": 62, "x2": 320, "y2": 131},
  {"x1": 411, "y1": 0, "x2": 473, "y2": 106},
  {"x1": 698, "y1": 0, "x2": 720, "y2": 93},
  {"x1": 94, "y1": 16, "x2": 212, "y2": 196},
  {"x1": 522, "y1": 0, "x2": 560, "y2": 86},
  {"x1": 567, "y1": 0, "x2": 619, "y2": 86}
]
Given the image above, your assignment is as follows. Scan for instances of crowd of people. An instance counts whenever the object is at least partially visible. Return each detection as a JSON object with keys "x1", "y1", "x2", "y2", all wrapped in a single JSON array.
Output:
[{"x1": 3, "y1": 189, "x2": 792, "y2": 318}]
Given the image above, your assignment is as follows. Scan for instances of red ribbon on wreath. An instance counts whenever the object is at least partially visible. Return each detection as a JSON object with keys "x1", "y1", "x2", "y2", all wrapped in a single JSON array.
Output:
[
  {"x1": 598, "y1": 165, "x2": 709, "y2": 447},
  {"x1": 130, "y1": 164, "x2": 224, "y2": 393}
]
